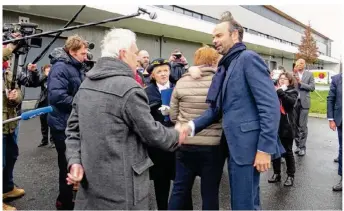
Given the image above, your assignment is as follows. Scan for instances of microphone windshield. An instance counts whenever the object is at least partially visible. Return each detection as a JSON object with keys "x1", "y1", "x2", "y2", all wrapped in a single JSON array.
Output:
[{"x1": 149, "y1": 12, "x2": 157, "y2": 20}]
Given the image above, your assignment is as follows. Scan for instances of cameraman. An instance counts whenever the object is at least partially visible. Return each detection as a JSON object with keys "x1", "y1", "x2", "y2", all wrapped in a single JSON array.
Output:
[
  {"x1": 169, "y1": 49, "x2": 188, "y2": 83},
  {"x1": 47, "y1": 35, "x2": 88, "y2": 210},
  {"x1": 18, "y1": 63, "x2": 54, "y2": 148},
  {"x1": 3, "y1": 44, "x2": 25, "y2": 211}
]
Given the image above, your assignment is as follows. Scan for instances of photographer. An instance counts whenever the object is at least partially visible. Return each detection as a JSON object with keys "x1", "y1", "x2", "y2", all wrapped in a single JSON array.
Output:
[
  {"x1": 168, "y1": 49, "x2": 188, "y2": 83},
  {"x1": 268, "y1": 72, "x2": 298, "y2": 187},
  {"x1": 3, "y1": 44, "x2": 25, "y2": 211},
  {"x1": 18, "y1": 63, "x2": 54, "y2": 148},
  {"x1": 47, "y1": 35, "x2": 88, "y2": 210}
]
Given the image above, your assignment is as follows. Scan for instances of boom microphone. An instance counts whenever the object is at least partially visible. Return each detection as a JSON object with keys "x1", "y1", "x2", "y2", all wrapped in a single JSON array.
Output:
[
  {"x1": 138, "y1": 7, "x2": 157, "y2": 20},
  {"x1": 3, "y1": 106, "x2": 53, "y2": 124}
]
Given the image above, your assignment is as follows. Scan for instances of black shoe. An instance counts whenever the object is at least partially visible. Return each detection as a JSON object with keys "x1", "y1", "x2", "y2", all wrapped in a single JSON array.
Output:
[
  {"x1": 298, "y1": 149, "x2": 306, "y2": 156},
  {"x1": 268, "y1": 174, "x2": 281, "y2": 183},
  {"x1": 38, "y1": 142, "x2": 48, "y2": 147},
  {"x1": 294, "y1": 147, "x2": 300, "y2": 154},
  {"x1": 334, "y1": 158, "x2": 339, "y2": 163},
  {"x1": 284, "y1": 176, "x2": 294, "y2": 187},
  {"x1": 333, "y1": 179, "x2": 342, "y2": 191}
]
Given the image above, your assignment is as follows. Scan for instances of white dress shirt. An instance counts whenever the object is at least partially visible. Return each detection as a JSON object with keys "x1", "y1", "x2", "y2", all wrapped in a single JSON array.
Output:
[
  {"x1": 156, "y1": 81, "x2": 171, "y2": 93},
  {"x1": 298, "y1": 71, "x2": 304, "y2": 81}
]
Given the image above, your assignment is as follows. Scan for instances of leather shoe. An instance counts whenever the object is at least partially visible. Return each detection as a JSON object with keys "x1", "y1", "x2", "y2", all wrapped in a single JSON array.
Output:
[
  {"x1": 38, "y1": 142, "x2": 48, "y2": 147},
  {"x1": 334, "y1": 157, "x2": 339, "y2": 163},
  {"x1": 294, "y1": 147, "x2": 300, "y2": 154},
  {"x1": 284, "y1": 176, "x2": 294, "y2": 187},
  {"x1": 298, "y1": 149, "x2": 306, "y2": 156},
  {"x1": 268, "y1": 174, "x2": 281, "y2": 183},
  {"x1": 333, "y1": 179, "x2": 342, "y2": 191}
]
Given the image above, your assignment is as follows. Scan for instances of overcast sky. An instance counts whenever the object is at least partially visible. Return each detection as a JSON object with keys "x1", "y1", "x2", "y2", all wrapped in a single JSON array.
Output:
[{"x1": 274, "y1": 4, "x2": 343, "y2": 60}]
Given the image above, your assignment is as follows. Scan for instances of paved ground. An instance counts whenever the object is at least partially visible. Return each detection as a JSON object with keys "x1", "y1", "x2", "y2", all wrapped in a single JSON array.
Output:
[{"x1": 5, "y1": 117, "x2": 342, "y2": 210}]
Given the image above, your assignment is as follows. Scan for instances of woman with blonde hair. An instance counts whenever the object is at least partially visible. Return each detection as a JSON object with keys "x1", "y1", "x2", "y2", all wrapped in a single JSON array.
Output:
[{"x1": 168, "y1": 46, "x2": 227, "y2": 210}]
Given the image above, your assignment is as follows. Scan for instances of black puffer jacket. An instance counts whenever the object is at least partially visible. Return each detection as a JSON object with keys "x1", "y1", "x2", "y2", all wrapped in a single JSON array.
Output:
[{"x1": 277, "y1": 86, "x2": 298, "y2": 139}]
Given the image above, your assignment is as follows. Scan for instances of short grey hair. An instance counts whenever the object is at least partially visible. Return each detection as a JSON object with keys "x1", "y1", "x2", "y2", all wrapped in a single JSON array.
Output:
[{"x1": 101, "y1": 28, "x2": 136, "y2": 58}]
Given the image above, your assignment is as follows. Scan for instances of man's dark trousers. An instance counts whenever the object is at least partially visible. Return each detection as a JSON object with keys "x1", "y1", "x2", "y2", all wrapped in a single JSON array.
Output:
[
  {"x1": 338, "y1": 125, "x2": 342, "y2": 176},
  {"x1": 51, "y1": 129, "x2": 73, "y2": 210}
]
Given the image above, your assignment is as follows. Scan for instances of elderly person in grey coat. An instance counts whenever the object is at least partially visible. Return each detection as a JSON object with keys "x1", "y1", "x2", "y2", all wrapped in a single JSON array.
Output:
[{"x1": 64, "y1": 28, "x2": 185, "y2": 210}]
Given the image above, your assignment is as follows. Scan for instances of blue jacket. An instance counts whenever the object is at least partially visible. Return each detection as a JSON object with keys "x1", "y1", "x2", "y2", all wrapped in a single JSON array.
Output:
[
  {"x1": 327, "y1": 73, "x2": 342, "y2": 126},
  {"x1": 47, "y1": 48, "x2": 84, "y2": 131},
  {"x1": 193, "y1": 50, "x2": 281, "y2": 165}
]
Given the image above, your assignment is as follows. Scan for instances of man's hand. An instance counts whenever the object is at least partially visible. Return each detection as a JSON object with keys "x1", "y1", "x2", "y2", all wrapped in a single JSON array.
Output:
[
  {"x1": 294, "y1": 74, "x2": 301, "y2": 83},
  {"x1": 8, "y1": 89, "x2": 18, "y2": 101},
  {"x1": 27, "y1": 63, "x2": 37, "y2": 72},
  {"x1": 253, "y1": 151, "x2": 271, "y2": 172},
  {"x1": 66, "y1": 164, "x2": 84, "y2": 185},
  {"x1": 329, "y1": 120, "x2": 337, "y2": 131},
  {"x1": 175, "y1": 123, "x2": 192, "y2": 145}
]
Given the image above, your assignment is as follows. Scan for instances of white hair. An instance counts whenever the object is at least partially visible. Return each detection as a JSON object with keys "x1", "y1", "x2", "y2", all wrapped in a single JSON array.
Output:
[{"x1": 101, "y1": 28, "x2": 136, "y2": 58}]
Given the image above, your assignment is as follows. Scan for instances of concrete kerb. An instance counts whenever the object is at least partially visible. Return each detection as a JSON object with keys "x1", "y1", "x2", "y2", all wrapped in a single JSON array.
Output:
[{"x1": 309, "y1": 113, "x2": 327, "y2": 119}]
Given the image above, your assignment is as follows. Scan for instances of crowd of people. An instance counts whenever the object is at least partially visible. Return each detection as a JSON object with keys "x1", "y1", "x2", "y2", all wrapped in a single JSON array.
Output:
[{"x1": 2, "y1": 10, "x2": 342, "y2": 211}]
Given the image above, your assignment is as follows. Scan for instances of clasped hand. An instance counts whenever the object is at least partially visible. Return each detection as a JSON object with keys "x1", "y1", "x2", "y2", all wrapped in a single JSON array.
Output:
[{"x1": 175, "y1": 123, "x2": 191, "y2": 145}]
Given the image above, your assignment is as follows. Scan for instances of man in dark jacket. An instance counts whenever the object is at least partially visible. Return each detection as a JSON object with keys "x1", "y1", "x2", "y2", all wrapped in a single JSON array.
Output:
[
  {"x1": 169, "y1": 49, "x2": 188, "y2": 83},
  {"x1": 18, "y1": 63, "x2": 54, "y2": 148},
  {"x1": 178, "y1": 11, "x2": 281, "y2": 210},
  {"x1": 327, "y1": 73, "x2": 342, "y2": 191},
  {"x1": 47, "y1": 35, "x2": 88, "y2": 210}
]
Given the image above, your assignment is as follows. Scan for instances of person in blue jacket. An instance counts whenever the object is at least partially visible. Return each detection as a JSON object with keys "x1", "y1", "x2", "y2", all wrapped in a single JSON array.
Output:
[
  {"x1": 178, "y1": 11, "x2": 282, "y2": 210},
  {"x1": 47, "y1": 35, "x2": 88, "y2": 210},
  {"x1": 327, "y1": 73, "x2": 342, "y2": 191}
]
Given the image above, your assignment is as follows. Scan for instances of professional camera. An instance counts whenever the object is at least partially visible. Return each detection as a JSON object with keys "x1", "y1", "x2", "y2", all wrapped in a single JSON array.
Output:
[
  {"x1": 84, "y1": 52, "x2": 95, "y2": 72},
  {"x1": 3, "y1": 22, "x2": 43, "y2": 49},
  {"x1": 83, "y1": 42, "x2": 96, "y2": 72}
]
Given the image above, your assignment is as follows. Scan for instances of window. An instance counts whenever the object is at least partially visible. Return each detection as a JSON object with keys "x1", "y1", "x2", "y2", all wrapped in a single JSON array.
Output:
[
  {"x1": 184, "y1": 10, "x2": 192, "y2": 17},
  {"x1": 258, "y1": 33, "x2": 268, "y2": 38},
  {"x1": 173, "y1": 6, "x2": 184, "y2": 14},
  {"x1": 248, "y1": 29, "x2": 258, "y2": 35},
  {"x1": 203, "y1": 15, "x2": 219, "y2": 24},
  {"x1": 192, "y1": 13, "x2": 201, "y2": 19},
  {"x1": 162, "y1": 5, "x2": 173, "y2": 11}
]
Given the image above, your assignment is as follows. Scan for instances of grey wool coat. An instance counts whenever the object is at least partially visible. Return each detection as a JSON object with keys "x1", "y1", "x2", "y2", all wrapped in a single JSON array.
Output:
[{"x1": 65, "y1": 57, "x2": 179, "y2": 210}]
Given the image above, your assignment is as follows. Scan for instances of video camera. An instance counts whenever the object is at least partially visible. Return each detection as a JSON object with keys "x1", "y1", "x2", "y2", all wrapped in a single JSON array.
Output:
[
  {"x1": 3, "y1": 22, "x2": 43, "y2": 50},
  {"x1": 84, "y1": 51, "x2": 95, "y2": 72}
]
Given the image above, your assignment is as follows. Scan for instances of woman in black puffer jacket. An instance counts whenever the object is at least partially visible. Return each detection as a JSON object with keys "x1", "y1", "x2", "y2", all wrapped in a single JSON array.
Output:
[{"x1": 268, "y1": 72, "x2": 298, "y2": 187}]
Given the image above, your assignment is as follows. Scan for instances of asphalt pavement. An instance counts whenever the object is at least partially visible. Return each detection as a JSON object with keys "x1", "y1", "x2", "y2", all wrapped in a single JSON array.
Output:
[{"x1": 6, "y1": 117, "x2": 342, "y2": 210}]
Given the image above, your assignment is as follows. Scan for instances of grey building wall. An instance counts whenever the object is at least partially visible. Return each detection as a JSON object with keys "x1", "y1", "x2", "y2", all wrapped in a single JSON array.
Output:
[
  {"x1": 161, "y1": 37, "x2": 201, "y2": 64},
  {"x1": 3, "y1": 10, "x2": 202, "y2": 101}
]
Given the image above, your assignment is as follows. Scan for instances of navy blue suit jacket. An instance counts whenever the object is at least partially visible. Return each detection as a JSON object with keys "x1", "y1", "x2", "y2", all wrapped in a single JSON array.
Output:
[
  {"x1": 327, "y1": 73, "x2": 342, "y2": 126},
  {"x1": 193, "y1": 50, "x2": 281, "y2": 165}
]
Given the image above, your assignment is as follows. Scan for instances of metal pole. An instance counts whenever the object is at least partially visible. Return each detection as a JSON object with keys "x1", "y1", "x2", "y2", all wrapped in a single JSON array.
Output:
[
  {"x1": 3, "y1": 12, "x2": 141, "y2": 45},
  {"x1": 3, "y1": 116, "x2": 21, "y2": 124}
]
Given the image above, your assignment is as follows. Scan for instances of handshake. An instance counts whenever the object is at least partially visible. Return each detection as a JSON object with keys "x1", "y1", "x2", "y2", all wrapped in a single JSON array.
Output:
[{"x1": 175, "y1": 122, "x2": 192, "y2": 145}]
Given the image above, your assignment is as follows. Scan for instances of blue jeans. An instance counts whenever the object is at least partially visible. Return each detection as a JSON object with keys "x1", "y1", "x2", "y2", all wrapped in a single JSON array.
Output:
[
  {"x1": 3, "y1": 126, "x2": 19, "y2": 193},
  {"x1": 338, "y1": 125, "x2": 342, "y2": 176},
  {"x1": 168, "y1": 145, "x2": 226, "y2": 210}
]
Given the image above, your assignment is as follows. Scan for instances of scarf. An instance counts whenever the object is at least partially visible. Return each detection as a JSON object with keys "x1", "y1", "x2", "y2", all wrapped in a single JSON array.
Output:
[{"x1": 206, "y1": 42, "x2": 246, "y2": 108}]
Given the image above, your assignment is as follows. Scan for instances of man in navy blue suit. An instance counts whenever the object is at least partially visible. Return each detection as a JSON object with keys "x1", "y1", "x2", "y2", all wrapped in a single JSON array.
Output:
[
  {"x1": 178, "y1": 11, "x2": 280, "y2": 210},
  {"x1": 327, "y1": 73, "x2": 342, "y2": 191}
]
